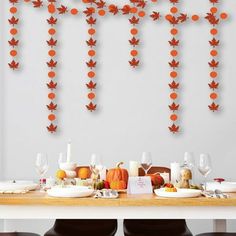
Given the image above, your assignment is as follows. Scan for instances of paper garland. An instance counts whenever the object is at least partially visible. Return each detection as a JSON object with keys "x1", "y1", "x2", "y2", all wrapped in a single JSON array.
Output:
[{"x1": 8, "y1": 0, "x2": 228, "y2": 134}]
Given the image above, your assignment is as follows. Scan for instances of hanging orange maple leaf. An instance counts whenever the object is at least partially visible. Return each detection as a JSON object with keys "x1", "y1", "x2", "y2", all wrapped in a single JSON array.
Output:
[
  {"x1": 129, "y1": 16, "x2": 139, "y2": 25},
  {"x1": 8, "y1": 38, "x2": 19, "y2": 47},
  {"x1": 129, "y1": 37, "x2": 139, "y2": 46},
  {"x1": 178, "y1": 14, "x2": 188, "y2": 23},
  {"x1": 169, "y1": 81, "x2": 179, "y2": 90},
  {"x1": 209, "y1": 38, "x2": 219, "y2": 47},
  {"x1": 168, "y1": 38, "x2": 179, "y2": 47},
  {"x1": 47, "y1": 16, "x2": 57, "y2": 26},
  {"x1": 169, "y1": 102, "x2": 179, "y2": 111},
  {"x1": 57, "y1": 5, "x2": 68, "y2": 14},
  {"x1": 208, "y1": 81, "x2": 219, "y2": 90},
  {"x1": 86, "y1": 17, "x2": 96, "y2": 25},
  {"x1": 210, "y1": 0, "x2": 218, "y2": 4},
  {"x1": 47, "y1": 38, "x2": 57, "y2": 47},
  {"x1": 8, "y1": 60, "x2": 19, "y2": 70},
  {"x1": 83, "y1": 7, "x2": 95, "y2": 17},
  {"x1": 47, "y1": 81, "x2": 57, "y2": 90},
  {"x1": 169, "y1": 59, "x2": 179, "y2": 68},
  {"x1": 86, "y1": 59, "x2": 96, "y2": 69},
  {"x1": 47, "y1": 123, "x2": 57, "y2": 133},
  {"x1": 137, "y1": 0, "x2": 146, "y2": 8},
  {"x1": 170, "y1": 0, "x2": 179, "y2": 4},
  {"x1": 8, "y1": 16, "x2": 19, "y2": 26},
  {"x1": 129, "y1": 58, "x2": 139, "y2": 68},
  {"x1": 86, "y1": 81, "x2": 97, "y2": 90},
  {"x1": 96, "y1": 0, "x2": 106, "y2": 8},
  {"x1": 86, "y1": 38, "x2": 97, "y2": 47},
  {"x1": 47, "y1": 59, "x2": 57, "y2": 69},
  {"x1": 167, "y1": 16, "x2": 179, "y2": 25},
  {"x1": 108, "y1": 5, "x2": 119, "y2": 15},
  {"x1": 86, "y1": 102, "x2": 97, "y2": 112},
  {"x1": 32, "y1": 0, "x2": 43, "y2": 8},
  {"x1": 208, "y1": 102, "x2": 219, "y2": 112},
  {"x1": 9, "y1": 0, "x2": 18, "y2": 4},
  {"x1": 168, "y1": 124, "x2": 179, "y2": 133},
  {"x1": 121, "y1": 5, "x2": 131, "y2": 15},
  {"x1": 47, "y1": 102, "x2": 57, "y2": 111},
  {"x1": 208, "y1": 59, "x2": 219, "y2": 69},
  {"x1": 150, "y1": 11, "x2": 160, "y2": 21}
]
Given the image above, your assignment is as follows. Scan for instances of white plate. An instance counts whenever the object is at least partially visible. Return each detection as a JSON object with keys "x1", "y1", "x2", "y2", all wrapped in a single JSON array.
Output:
[
  {"x1": 47, "y1": 186, "x2": 94, "y2": 198},
  {"x1": 0, "y1": 181, "x2": 38, "y2": 192},
  {"x1": 154, "y1": 188, "x2": 202, "y2": 198},
  {"x1": 207, "y1": 182, "x2": 236, "y2": 193}
]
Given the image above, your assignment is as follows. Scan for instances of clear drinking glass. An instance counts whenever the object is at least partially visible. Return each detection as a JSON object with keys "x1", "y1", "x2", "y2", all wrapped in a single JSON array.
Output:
[
  {"x1": 141, "y1": 152, "x2": 152, "y2": 175},
  {"x1": 35, "y1": 153, "x2": 49, "y2": 191},
  {"x1": 198, "y1": 153, "x2": 212, "y2": 191},
  {"x1": 184, "y1": 152, "x2": 195, "y2": 170},
  {"x1": 90, "y1": 154, "x2": 103, "y2": 189}
]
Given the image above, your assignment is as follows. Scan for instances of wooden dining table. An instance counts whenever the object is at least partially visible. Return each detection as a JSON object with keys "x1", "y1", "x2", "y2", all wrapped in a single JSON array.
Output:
[{"x1": 0, "y1": 191, "x2": 236, "y2": 232}]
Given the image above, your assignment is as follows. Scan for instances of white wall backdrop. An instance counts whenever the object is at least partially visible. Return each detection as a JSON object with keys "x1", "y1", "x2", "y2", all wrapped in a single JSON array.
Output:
[{"x1": 1, "y1": 0, "x2": 236, "y2": 235}]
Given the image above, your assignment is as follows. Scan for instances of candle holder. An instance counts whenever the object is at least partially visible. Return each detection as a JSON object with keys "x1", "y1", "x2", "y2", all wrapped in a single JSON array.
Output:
[{"x1": 59, "y1": 162, "x2": 77, "y2": 179}]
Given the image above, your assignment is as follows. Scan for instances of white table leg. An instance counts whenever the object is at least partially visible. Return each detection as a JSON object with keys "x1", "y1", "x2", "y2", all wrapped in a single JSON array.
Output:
[{"x1": 213, "y1": 219, "x2": 227, "y2": 232}]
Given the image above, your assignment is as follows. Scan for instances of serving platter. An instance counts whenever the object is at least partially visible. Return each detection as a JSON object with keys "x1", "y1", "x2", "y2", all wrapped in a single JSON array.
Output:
[
  {"x1": 0, "y1": 181, "x2": 38, "y2": 192},
  {"x1": 154, "y1": 188, "x2": 202, "y2": 198}
]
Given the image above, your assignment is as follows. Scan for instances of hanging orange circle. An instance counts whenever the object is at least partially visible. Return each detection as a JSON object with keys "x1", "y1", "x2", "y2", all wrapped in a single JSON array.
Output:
[
  {"x1": 210, "y1": 50, "x2": 218, "y2": 57},
  {"x1": 10, "y1": 7, "x2": 17, "y2": 14},
  {"x1": 82, "y1": 0, "x2": 89, "y2": 3},
  {"x1": 10, "y1": 28, "x2": 18, "y2": 35},
  {"x1": 88, "y1": 50, "x2": 96, "y2": 57},
  {"x1": 170, "y1": 28, "x2": 178, "y2": 35},
  {"x1": 138, "y1": 11, "x2": 145, "y2": 17},
  {"x1": 210, "y1": 28, "x2": 218, "y2": 35},
  {"x1": 48, "y1": 71, "x2": 56, "y2": 78},
  {"x1": 220, "y1": 12, "x2": 228, "y2": 20},
  {"x1": 170, "y1": 114, "x2": 178, "y2": 121},
  {"x1": 165, "y1": 14, "x2": 172, "y2": 21},
  {"x1": 88, "y1": 71, "x2": 95, "y2": 78},
  {"x1": 170, "y1": 92, "x2": 178, "y2": 100},
  {"x1": 130, "y1": 7, "x2": 138, "y2": 14},
  {"x1": 210, "y1": 71, "x2": 217, "y2": 78},
  {"x1": 131, "y1": 28, "x2": 138, "y2": 35},
  {"x1": 130, "y1": 50, "x2": 138, "y2": 57},
  {"x1": 48, "y1": 114, "x2": 56, "y2": 121},
  {"x1": 10, "y1": 50, "x2": 17, "y2": 57},
  {"x1": 170, "y1": 50, "x2": 178, "y2": 57},
  {"x1": 48, "y1": 50, "x2": 56, "y2": 57},
  {"x1": 210, "y1": 92, "x2": 218, "y2": 100},
  {"x1": 170, "y1": 71, "x2": 178, "y2": 78},
  {"x1": 98, "y1": 9, "x2": 106, "y2": 16},
  {"x1": 191, "y1": 15, "x2": 199, "y2": 21},
  {"x1": 88, "y1": 28, "x2": 96, "y2": 35},
  {"x1": 71, "y1": 8, "x2": 78, "y2": 15},
  {"x1": 210, "y1": 7, "x2": 218, "y2": 14},
  {"x1": 48, "y1": 4, "x2": 56, "y2": 14},
  {"x1": 88, "y1": 92, "x2": 96, "y2": 100},
  {"x1": 170, "y1": 7, "x2": 178, "y2": 14},
  {"x1": 48, "y1": 93, "x2": 56, "y2": 100},
  {"x1": 48, "y1": 28, "x2": 56, "y2": 35}
]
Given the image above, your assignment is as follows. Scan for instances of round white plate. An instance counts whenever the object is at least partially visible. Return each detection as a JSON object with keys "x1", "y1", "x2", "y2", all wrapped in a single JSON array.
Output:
[
  {"x1": 0, "y1": 181, "x2": 38, "y2": 192},
  {"x1": 206, "y1": 182, "x2": 236, "y2": 193},
  {"x1": 154, "y1": 188, "x2": 202, "y2": 198},
  {"x1": 47, "y1": 186, "x2": 94, "y2": 198}
]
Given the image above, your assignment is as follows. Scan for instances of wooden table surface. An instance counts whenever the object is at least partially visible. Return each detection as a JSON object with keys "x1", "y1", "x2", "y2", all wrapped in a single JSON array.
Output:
[{"x1": 0, "y1": 191, "x2": 236, "y2": 206}]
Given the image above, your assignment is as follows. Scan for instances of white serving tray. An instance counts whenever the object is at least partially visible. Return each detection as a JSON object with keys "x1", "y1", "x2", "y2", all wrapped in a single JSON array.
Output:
[
  {"x1": 0, "y1": 181, "x2": 38, "y2": 192},
  {"x1": 154, "y1": 188, "x2": 202, "y2": 198}
]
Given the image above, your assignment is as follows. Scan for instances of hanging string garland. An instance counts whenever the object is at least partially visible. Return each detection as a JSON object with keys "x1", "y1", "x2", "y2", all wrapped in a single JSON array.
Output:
[
  {"x1": 9, "y1": 0, "x2": 229, "y2": 134},
  {"x1": 46, "y1": 0, "x2": 58, "y2": 133},
  {"x1": 205, "y1": 0, "x2": 228, "y2": 112},
  {"x1": 84, "y1": 0, "x2": 97, "y2": 112},
  {"x1": 166, "y1": 0, "x2": 188, "y2": 134},
  {"x1": 8, "y1": 0, "x2": 20, "y2": 70}
]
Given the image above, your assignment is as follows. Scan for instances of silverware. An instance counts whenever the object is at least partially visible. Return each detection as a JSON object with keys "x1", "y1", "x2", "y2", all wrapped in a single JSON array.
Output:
[{"x1": 215, "y1": 189, "x2": 228, "y2": 198}]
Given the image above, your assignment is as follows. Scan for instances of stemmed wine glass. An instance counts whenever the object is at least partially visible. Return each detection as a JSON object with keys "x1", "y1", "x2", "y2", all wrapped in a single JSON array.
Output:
[
  {"x1": 141, "y1": 152, "x2": 152, "y2": 175},
  {"x1": 35, "y1": 153, "x2": 49, "y2": 191},
  {"x1": 198, "y1": 153, "x2": 212, "y2": 191},
  {"x1": 90, "y1": 154, "x2": 103, "y2": 189}
]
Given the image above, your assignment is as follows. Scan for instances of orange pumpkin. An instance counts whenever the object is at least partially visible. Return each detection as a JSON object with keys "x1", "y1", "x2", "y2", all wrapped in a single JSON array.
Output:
[
  {"x1": 110, "y1": 180, "x2": 126, "y2": 190},
  {"x1": 106, "y1": 162, "x2": 129, "y2": 189},
  {"x1": 77, "y1": 167, "x2": 91, "y2": 179}
]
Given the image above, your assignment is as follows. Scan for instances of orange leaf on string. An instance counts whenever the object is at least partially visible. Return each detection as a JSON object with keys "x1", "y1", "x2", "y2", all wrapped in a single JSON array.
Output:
[
  {"x1": 209, "y1": 38, "x2": 219, "y2": 47},
  {"x1": 129, "y1": 58, "x2": 139, "y2": 68},
  {"x1": 168, "y1": 38, "x2": 179, "y2": 47},
  {"x1": 32, "y1": 0, "x2": 43, "y2": 8},
  {"x1": 8, "y1": 60, "x2": 19, "y2": 70},
  {"x1": 47, "y1": 123, "x2": 57, "y2": 133},
  {"x1": 86, "y1": 81, "x2": 97, "y2": 90},
  {"x1": 47, "y1": 81, "x2": 57, "y2": 90},
  {"x1": 108, "y1": 5, "x2": 119, "y2": 15},
  {"x1": 8, "y1": 38, "x2": 19, "y2": 47},
  {"x1": 208, "y1": 59, "x2": 219, "y2": 69},
  {"x1": 170, "y1": 0, "x2": 179, "y2": 4},
  {"x1": 47, "y1": 59, "x2": 57, "y2": 69},
  {"x1": 86, "y1": 59, "x2": 96, "y2": 69},
  {"x1": 167, "y1": 16, "x2": 179, "y2": 25},
  {"x1": 9, "y1": 0, "x2": 18, "y2": 4},
  {"x1": 129, "y1": 37, "x2": 139, "y2": 46},
  {"x1": 57, "y1": 5, "x2": 68, "y2": 14},
  {"x1": 86, "y1": 102, "x2": 97, "y2": 112},
  {"x1": 96, "y1": 0, "x2": 106, "y2": 8},
  {"x1": 47, "y1": 16, "x2": 57, "y2": 26},
  {"x1": 178, "y1": 13, "x2": 188, "y2": 23},
  {"x1": 121, "y1": 5, "x2": 131, "y2": 15},
  {"x1": 208, "y1": 81, "x2": 219, "y2": 90},
  {"x1": 86, "y1": 16, "x2": 96, "y2": 25},
  {"x1": 86, "y1": 38, "x2": 97, "y2": 47},
  {"x1": 129, "y1": 16, "x2": 139, "y2": 25},
  {"x1": 169, "y1": 102, "x2": 179, "y2": 111},
  {"x1": 150, "y1": 11, "x2": 160, "y2": 21},
  {"x1": 47, "y1": 37, "x2": 57, "y2": 47},
  {"x1": 137, "y1": 0, "x2": 146, "y2": 9},
  {"x1": 169, "y1": 59, "x2": 179, "y2": 68},
  {"x1": 8, "y1": 16, "x2": 19, "y2": 26},
  {"x1": 168, "y1": 124, "x2": 179, "y2": 133},
  {"x1": 47, "y1": 102, "x2": 57, "y2": 111},
  {"x1": 83, "y1": 7, "x2": 95, "y2": 17},
  {"x1": 168, "y1": 81, "x2": 179, "y2": 90},
  {"x1": 208, "y1": 102, "x2": 219, "y2": 112}
]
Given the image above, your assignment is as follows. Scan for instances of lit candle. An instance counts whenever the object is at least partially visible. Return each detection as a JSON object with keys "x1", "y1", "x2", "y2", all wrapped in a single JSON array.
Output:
[
  {"x1": 170, "y1": 162, "x2": 180, "y2": 184},
  {"x1": 129, "y1": 161, "x2": 139, "y2": 177},
  {"x1": 66, "y1": 140, "x2": 71, "y2": 163}
]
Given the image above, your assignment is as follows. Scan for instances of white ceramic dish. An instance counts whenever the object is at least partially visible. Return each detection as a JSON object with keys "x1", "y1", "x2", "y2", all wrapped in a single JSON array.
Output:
[
  {"x1": 206, "y1": 182, "x2": 236, "y2": 193},
  {"x1": 154, "y1": 188, "x2": 202, "y2": 198},
  {"x1": 0, "y1": 181, "x2": 38, "y2": 192},
  {"x1": 47, "y1": 186, "x2": 94, "y2": 198}
]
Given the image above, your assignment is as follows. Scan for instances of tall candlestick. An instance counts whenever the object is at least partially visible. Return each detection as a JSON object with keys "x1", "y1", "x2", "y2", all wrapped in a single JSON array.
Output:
[
  {"x1": 66, "y1": 140, "x2": 71, "y2": 163},
  {"x1": 170, "y1": 162, "x2": 180, "y2": 184}
]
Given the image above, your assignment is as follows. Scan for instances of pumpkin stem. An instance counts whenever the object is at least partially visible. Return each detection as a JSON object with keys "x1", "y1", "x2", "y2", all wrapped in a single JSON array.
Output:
[{"x1": 116, "y1": 162, "x2": 124, "y2": 168}]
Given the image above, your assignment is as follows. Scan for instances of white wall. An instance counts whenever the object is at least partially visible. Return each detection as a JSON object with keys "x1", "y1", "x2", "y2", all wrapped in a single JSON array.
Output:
[{"x1": 1, "y1": 0, "x2": 236, "y2": 235}]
